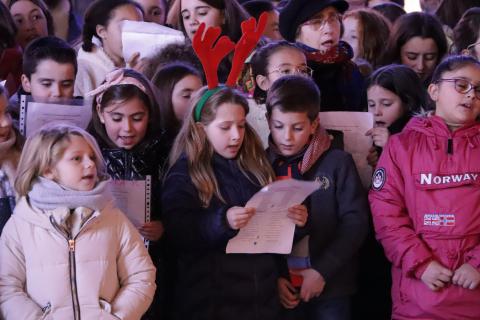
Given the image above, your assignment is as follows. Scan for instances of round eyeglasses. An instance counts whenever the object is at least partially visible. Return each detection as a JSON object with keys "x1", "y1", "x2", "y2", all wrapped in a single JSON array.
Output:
[
  {"x1": 267, "y1": 65, "x2": 314, "y2": 78},
  {"x1": 436, "y1": 78, "x2": 480, "y2": 99}
]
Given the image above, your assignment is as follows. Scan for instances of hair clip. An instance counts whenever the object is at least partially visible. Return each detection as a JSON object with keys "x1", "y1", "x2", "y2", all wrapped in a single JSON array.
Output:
[
  {"x1": 192, "y1": 12, "x2": 267, "y2": 122},
  {"x1": 86, "y1": 69, "x2": 147, "y2": 105}
]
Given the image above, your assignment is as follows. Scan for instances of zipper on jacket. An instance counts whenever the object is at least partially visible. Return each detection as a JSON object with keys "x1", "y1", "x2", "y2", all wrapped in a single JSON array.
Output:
[
  {"x1": 49, "y1": 215, "x2": 96, "y2": 320},
  {"x1": 447, "y1": 138, "x2": 453, "y2": 154},
  {"x1": 68, "y1": 237, "x2": 81, "y2": 320}
]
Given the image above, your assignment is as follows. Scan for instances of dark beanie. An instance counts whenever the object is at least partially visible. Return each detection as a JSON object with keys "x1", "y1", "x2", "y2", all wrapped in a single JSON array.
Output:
[{"x1": 279, "y1": 0, "x2": 349, "y2": 42}]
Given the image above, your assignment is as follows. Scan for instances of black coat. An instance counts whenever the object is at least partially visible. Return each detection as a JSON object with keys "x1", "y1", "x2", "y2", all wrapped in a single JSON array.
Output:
[
  {"x1": 162, "y1": 154, "x2": 283, "y2": 320},
  {"x1": 298, "y1": 42, "x2": 367, "y2": 112},
  {"x1": 269, "y1": 147, "x2": 369, "y2": 300}
]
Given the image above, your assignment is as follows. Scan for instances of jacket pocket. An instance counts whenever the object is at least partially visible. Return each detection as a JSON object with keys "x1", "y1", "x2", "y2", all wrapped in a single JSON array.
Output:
[{"x1": 99, "y1": 299, "x2": 121, "y2": 320}]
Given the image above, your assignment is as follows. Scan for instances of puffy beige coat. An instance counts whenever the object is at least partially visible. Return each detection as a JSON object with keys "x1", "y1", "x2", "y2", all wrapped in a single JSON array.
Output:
[{"x1": 0, "y1": 197, "x2": 156, "y2": 320}]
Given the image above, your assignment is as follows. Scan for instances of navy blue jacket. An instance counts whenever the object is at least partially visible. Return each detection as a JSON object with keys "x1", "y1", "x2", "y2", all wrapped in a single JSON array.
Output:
[
  {"x1": 269, "y1": 147, "x2": 369, "y2": 300},
  {"x1": 162, "y1": 154, "x2": 283, "y2": 320}
]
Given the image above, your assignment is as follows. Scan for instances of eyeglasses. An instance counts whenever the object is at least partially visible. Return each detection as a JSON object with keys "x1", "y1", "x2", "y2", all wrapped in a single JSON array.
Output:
[
  {"x1": 267, "y1": 65, "x2": 314, "y2": 77},
  {"x1": 301, "y1": 13, "x2": 341, "y2": 29},
  {"x1": 437, "y1": 78, "x2": 480, "y2": 99}
]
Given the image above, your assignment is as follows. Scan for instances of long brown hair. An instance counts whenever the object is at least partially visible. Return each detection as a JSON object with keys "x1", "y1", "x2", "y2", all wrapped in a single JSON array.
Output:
[
  {"x1": 169, "y1": 86, "x2": 274, "y2": 207},
  {"x1": 343, "y1": 9, "x2": 391, "y2": 69}
]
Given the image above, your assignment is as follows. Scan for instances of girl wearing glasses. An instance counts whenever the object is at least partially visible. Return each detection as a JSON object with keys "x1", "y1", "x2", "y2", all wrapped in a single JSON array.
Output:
[
  {"x1": 248, "y1": 40, "x2": 311, "y2": 147},
  {"x1": 279, "y1": 0, "x2": 366, "y2": 112},
  {"x1": 370, "y1": 55, "x2": 480, "y2": 319}
]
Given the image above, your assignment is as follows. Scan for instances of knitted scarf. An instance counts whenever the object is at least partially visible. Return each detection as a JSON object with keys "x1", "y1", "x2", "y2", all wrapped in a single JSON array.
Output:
[
  {"x1": 304, "y1": 40, "x2": 353, "y2": 65},
  {"x1": 269, "y1": 118, "x2": 332, "y2": 174},
  {"x1": 28, "y1": 176, "x2": 112, "y2": 211}
]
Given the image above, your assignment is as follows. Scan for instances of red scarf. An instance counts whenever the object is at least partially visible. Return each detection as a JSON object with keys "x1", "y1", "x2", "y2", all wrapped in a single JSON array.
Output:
[
  {"x1": 269, "y1": 115, "x2": 332, "y2": 174},
  {"x1": 304, "y1": 41, "x2": 353, "y2": 65}
]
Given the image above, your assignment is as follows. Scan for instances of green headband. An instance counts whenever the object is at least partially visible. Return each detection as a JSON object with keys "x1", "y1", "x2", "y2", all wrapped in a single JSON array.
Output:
[{"x1": 194, "y1": 87, "x2": 223, "y2": 122}]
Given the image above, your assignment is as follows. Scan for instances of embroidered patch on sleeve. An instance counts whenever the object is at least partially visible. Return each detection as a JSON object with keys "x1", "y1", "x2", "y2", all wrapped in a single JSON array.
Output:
[{"x1": 372, "y1": 168, "x2": 386, "y2": 191}]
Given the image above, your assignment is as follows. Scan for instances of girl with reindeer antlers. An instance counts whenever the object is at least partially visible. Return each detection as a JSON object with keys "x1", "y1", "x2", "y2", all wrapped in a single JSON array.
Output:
[{"x1": 161, "y1": 13, "x2": 307, "y2": 320}]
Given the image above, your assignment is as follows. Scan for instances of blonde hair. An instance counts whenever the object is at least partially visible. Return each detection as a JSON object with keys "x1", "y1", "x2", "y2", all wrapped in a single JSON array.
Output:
[
  {"x1": 15, "y1": 124, "x2": 107, "y2": 196},
  {"x1": 169, "y1": 86, "x2": 274, "y2": 207}
]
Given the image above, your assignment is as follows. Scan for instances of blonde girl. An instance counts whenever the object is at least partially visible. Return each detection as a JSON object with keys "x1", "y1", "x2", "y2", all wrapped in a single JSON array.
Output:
[
  {"x1": 163, "y1": 85, "x2": 285, "y2": 320},
  {"x1": 0, "y1": 124, "x2": 155, "y2": 320}
]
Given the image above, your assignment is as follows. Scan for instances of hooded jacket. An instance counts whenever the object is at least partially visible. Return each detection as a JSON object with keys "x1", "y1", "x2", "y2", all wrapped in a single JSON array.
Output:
[
  {"x1": 369, "y1": 115, "x2": 480, "y2": 320},
  {"x1": 0, "y1": 197, "x2": 156, "y2": 320}
]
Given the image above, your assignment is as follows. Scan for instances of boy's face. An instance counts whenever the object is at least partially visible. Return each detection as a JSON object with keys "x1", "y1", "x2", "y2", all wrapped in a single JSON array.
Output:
[
  {"x1": 268, "y1": 108, "x2": 318, "y2": 157},
  {"x1": 21, "y1": 59, "x2": 75, "y2": 100}
]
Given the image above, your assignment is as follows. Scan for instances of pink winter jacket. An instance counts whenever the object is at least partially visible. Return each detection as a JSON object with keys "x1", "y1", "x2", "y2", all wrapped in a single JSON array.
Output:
[
  {"x1": 369, "y1": 115, "x2": 480, "y2": 320},
  {"x1": 0, "y1": 197, "x2": 156, "y2": 320}
]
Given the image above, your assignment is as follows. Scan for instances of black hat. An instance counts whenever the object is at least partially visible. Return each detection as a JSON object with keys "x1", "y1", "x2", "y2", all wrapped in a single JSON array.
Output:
[{"x1": 279, "y1": 0, "x2": 349, "y2": 42}]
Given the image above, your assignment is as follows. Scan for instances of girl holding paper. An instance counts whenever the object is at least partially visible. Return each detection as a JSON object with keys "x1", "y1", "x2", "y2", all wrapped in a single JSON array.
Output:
[
  {"x1": 162, "y1": 15, "x2": 307, "y2": 319},
  {"x1": 87, "y1": 68, "x2": 168, "y2": 319},
  {"x1": 0, "y1": 123, "x2": 156, "y2": 319},
  {"x1": 162, "y1": 84, "x2": 308, "y2": 320},
  {"x1": 365, "y1": 64, "x2": 428, "y2": 168},
  {"x1": 75, "y1": 0, "x2": 144, "y2": 96}
]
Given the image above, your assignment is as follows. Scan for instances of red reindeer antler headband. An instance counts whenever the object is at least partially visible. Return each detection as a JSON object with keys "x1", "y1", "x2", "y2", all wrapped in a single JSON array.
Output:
[{"x1": 192, "y1": 12, "x2": 267, "y2": 122}]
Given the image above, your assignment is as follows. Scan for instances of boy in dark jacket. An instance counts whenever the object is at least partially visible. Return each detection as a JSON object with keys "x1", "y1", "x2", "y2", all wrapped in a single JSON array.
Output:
[{"x1": 266, "y1": 75, "x2": 369, "y2": 320}]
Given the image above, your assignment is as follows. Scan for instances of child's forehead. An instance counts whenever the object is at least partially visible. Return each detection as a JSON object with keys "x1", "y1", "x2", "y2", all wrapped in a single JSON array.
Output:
[
  {"x1": 59, "y1": 135, "x2": 94, "y2": 153},
  {"x1": 271, "y1": 108, "x2": 310, "y2": 121},
  {"x1": 32, "y1": 59, "x2": 76, "y2": 76},
  {"x1": 441, "y1": 64, "x2": 480, "y2": 82},
  {"x1": 10, "y1": 0, "x2": 42, "y2": 14}
]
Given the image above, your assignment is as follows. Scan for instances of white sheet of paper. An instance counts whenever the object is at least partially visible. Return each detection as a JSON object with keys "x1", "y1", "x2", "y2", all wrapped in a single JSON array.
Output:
[
  {"x1": 109, "y1": 178, "x2": 151, "y2": 228},
  {"x1": 20, "y1": 98, "x2": 92, "y2": 137},
  {"x1": 226, "y1": 179, "x2": 320, "y2": 254},
  {"x1": 122, "y1": 20, "x2": 185, "y2": 61},
  {"x1": 319, "y1": 111, "x2": 374, "y2": 188}
]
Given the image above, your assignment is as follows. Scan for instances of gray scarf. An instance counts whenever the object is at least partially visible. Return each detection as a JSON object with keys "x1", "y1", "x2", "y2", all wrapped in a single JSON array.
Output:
[{"x1": 28, "y1": 177, "x2": 112, "y2": 211}]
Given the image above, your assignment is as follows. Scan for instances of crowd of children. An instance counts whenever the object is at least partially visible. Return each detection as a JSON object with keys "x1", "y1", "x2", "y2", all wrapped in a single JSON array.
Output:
[{"x1": 1, "y1": 0, "x2": 480, "y2": 319}]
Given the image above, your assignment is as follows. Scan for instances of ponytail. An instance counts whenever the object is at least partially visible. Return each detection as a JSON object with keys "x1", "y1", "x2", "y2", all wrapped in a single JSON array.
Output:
[{"x1": 81, "y1": 0, "x2": 143, "y2": 52}]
